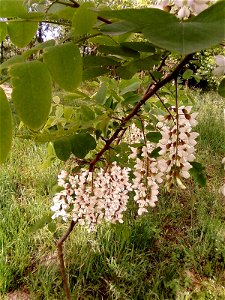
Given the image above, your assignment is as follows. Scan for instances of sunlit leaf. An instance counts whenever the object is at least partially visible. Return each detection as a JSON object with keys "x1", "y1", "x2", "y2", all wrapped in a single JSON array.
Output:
[
  {"x1": 0, "y1": 55, "x2": 25, "y2": 73},
  {"x1": 7, "y1": 21, "x2": 38, "y2": 48},
  {"x1": 43, "y1": 43, "x2": 82, "y2": 92},
  {"x1": 10, "y1": 61, "x2": 52, "y2": 131},
  {"x1": 95, "y1": 82, "x2": 107, "y2": 104},
  {"x1": 72, "y1": 2, "x2": 97, "y2": 36},
  {"x1": 0, "y1": 0, "x2": 27, "y2": 17}
]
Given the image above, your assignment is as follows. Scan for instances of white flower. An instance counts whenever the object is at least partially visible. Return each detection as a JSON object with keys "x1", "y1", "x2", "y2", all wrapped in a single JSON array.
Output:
[
  {"x1": 212, "y1": 55, "x2": 225, "y2": 76},
  {"x1": 177, "y1": 5, "x2": 190, "y2": 19}
]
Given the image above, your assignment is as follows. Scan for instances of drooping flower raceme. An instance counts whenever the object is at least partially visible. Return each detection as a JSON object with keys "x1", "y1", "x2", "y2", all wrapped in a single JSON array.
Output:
[
  {"x1": 51, "y1": 163, "x2": 132, "y2": 227},
  {"x1": 157, "y1": 106, "x2": 199, "y2": 190},
  {"x1": 212, "y1": 55, "x2": 225, "y2": 77},
  {"x1": 51, "y1": 106, "x2": 199, "y2": 225},
  {"x1": 129, "y1": 144, "x2": 164, "y2": 215}
]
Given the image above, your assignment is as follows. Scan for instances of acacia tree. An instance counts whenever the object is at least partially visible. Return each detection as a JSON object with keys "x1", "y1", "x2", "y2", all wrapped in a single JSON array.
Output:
[{"x1": 0, "y1": 0, "x2": 225, "y2": 299}]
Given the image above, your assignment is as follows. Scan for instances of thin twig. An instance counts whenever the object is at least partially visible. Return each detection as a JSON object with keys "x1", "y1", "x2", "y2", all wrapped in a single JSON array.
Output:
[
  {"x1": 155, "y1": 92, "x2": 175, "y2": 123},
  {"x1": 57, "y1": 220, "x2": 76, "y2": 300}
]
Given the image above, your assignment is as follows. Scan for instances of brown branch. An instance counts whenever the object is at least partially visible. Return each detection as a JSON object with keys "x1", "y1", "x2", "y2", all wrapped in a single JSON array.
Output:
[
  {"x1": 89, "y1": 53, "x2": 194, "y2": 172},
  {"x1": 57, "y1": 220, "x2": 76, "y2": 300},
  {"x1": 52, "y1": 0, "x2": 112, "y2": 24}
]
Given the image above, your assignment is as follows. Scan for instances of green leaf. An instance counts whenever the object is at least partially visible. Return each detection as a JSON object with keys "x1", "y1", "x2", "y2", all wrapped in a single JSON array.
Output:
[
  {"x1": 70, "y1": 133, "x2": 96, "y2": 158},
  {"x1": 95, "y1": 82, "x2": 107, "y2": 104},
  {"x1": 0, "y1": 0, "x2": 27, "y2": 18},
  {"x1": 10, "y1": 61, "x2": 52, "y2": 131},
  {"x1": 190, "y1": 169, "x2": 206, "y2": 187},
  {"x1": 53, "y1": 137, "x2": 72, "y2": 161},
  {"x1": 30, "y1": 213, "x2": 53, "y2": 233},
  {"x1": 48, "y1": 222, "x2": 57, "y2": 233},
  {"x1": 122, "y1": 93, "x2": 139, "y2": 106},
  {"x1": 0, "y1": 22, "x2": 7, "y2": 42},
  {"x1": 0, "y1": 55, "x2": 25, "y2": 73},
  {"x1": 190, "y1": 162, "x2": 206, "y2": 187},
  {"x1": 83, "y1": 55, "x2": 119, "y2": 69},
  {"x1": 190, "y1": 161, "x2": 205, "y2": 172},
  {"x1": 146, "y1": 132, "x2": 162, "y2": 143},
  {"x1": 48, "y1": 3, "x2": 75, "y2": 20},
  {"x1": 149, "y1": 147, "x2": 161, "y2": 158},
  {"x1": 82, "y1": 67, "x2": 110, "y2": 81},
  {"x1": 218, "y1": 78, "x2": 225, "y2": 98},
  {"x1": 7, "y1": 21, "x2": 38, "y2": 48},
  {"x1": 98, "y1": 45, "x2": 140, "y2": 58},
  {"x1": 43, "y1": 43, "x2": 82, "y2": 92},
  {"x1": 80, "y1": 105, "x2": 95, "y2": 121},
  {"x1": 72, "y1": 2, "x2": 97, "y2": 36},
  {"x1": 100, "y1": 1, "x2": 225, "y2": 54},
  {"x1": 120, "y1": 42, "x2": 155, "y2": 53},
  {"x1": 101, "y1": 21, "x2": 140, "y2": 36},
  {"x1": 23, "y1": 40, "x2": 55, "y2": 58},
  {"x1": 182, "y1": 69, "x2": 194, "y2": 80},
  {"x1": 119, "y1": 77, "x2": 142, "y2": 95},
  {"x1": 0, "y1": 88, "x2": 13, "y2": 163}
]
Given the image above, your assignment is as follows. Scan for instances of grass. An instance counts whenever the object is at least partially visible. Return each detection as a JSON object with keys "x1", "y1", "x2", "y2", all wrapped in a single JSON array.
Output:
[{"x1": 1, "y1": 92, "x2": 225, "y2": 299}]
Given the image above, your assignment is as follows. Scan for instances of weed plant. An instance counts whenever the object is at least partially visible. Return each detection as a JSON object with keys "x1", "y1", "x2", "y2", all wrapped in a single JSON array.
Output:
[{"x1": 1, "y1": 92, "x2": 225, "y2": 299}]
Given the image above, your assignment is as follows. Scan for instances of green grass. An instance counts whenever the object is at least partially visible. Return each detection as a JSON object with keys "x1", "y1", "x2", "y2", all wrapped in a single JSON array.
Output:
[{"x1": 1, "y1": 92, "x2": 225, "y2": 299}]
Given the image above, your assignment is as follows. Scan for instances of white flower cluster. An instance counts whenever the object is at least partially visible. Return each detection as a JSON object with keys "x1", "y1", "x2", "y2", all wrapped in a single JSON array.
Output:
[
  {"x1": 51, "y1": 163, "x2": 132, "y2": 227},
  {"x1": 212, "y1": 55, "x2": 225, "y2": 77},
  {"x1": 51, "y1": 106, "x2": 199, "y2": 225},
  {"x1": 130, "y1": 145, "x2": 164, "y2": 215},
  {"x1": 155, "y1": 0, "x2": 212, "y2": 19},
  {"x1": 157, "y1": 106, "x2": 199, "y2": 190}
]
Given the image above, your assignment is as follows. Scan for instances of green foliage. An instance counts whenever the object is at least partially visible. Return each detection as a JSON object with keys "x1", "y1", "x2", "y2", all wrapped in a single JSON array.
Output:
[
  {"x1": 0, "y1": 88, "x2": 13, "y2": 163},
  {"x1": 100, "y1": 1, "x2": 225, "y2": 54}
]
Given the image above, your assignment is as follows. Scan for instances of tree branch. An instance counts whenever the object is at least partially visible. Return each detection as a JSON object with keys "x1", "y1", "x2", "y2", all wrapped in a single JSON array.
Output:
[
  {"x1": 51, "y1": 0, "x2": 112, "y2": 24},
  {"x1": 89, "y1": 53, "x2": 194, "y2": 172},
  {"x1": 57, "y1": 220, "x2": 76, "y2": 300}
]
